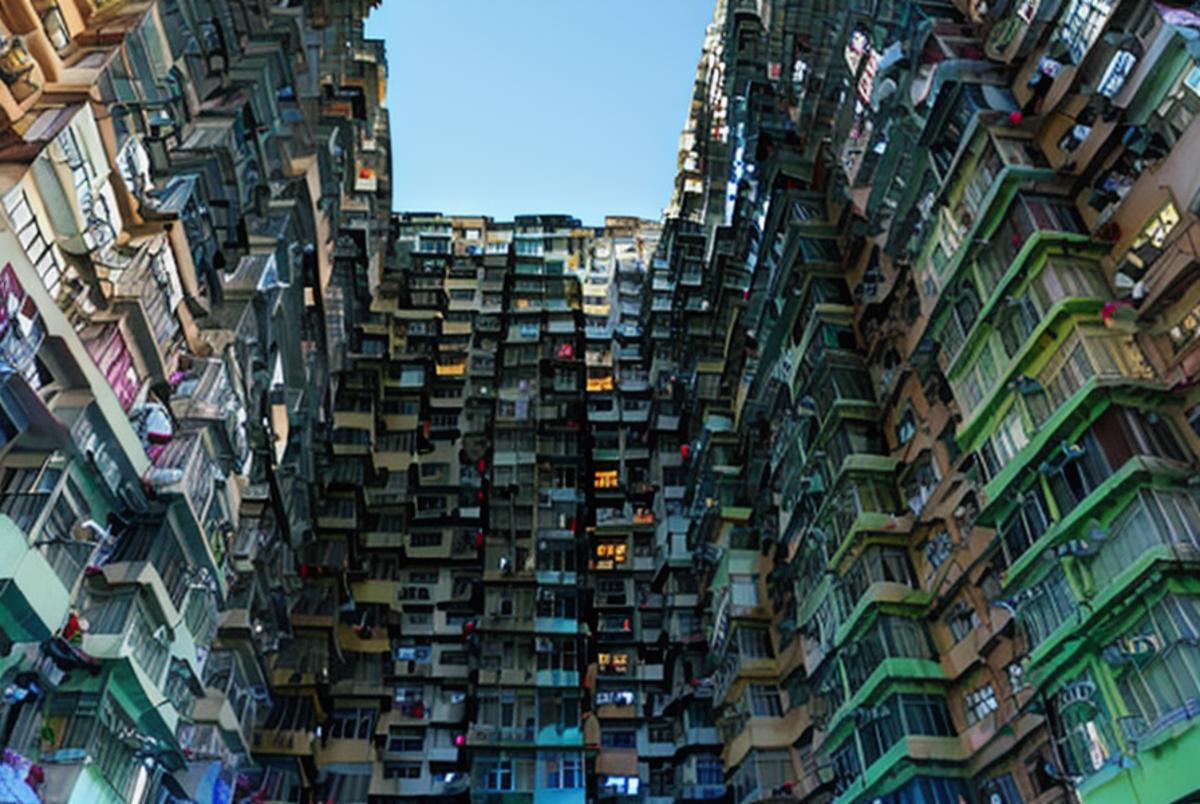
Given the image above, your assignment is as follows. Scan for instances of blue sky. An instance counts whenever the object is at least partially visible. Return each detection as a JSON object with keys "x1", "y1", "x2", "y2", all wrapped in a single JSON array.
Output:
[{"x1": 365, "y1": 1, "x2": 715, "y2": 226}]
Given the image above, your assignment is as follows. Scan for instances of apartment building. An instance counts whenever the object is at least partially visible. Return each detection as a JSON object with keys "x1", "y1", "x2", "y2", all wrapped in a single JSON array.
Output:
[
  {"x1": 0, "y1": 0, "x2": 389, "y2": 801},
  {"x1": 653, "y1": 1, "x2": 1200, "y2": 804},
  {"x1": 5, "y1": 1, "x2": 1200, "y2": 803}
]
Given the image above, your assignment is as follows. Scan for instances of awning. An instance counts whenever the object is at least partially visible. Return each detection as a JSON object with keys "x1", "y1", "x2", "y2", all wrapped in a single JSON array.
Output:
[{"x1": 0, "y1": 515, "x2": 70, "y2": 642}]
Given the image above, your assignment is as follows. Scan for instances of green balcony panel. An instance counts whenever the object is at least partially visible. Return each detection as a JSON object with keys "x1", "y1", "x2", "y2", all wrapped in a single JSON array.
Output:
[{"x1": 0, "y1": 514, "x2": 70, "y2": 642}]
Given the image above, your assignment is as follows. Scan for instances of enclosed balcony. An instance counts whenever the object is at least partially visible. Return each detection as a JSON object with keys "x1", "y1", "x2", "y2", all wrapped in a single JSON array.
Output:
[
  {"x1": 939, "y1": 252, "x2": 1108, "y2": 387},
  {"x1": 254, "y1": 695, "x2": 317, "y2": 756},
  {"x1": 30, "y1": 110, "x2": 124, "y2": 256},
  {"x1": 0, "y1": 25, "x2": 43, "y2": 126},
  {"x1": 824, "y1": 692, "x2": 961, "y2": 799},
  {"x1": 966, "y1": 325, "x2": 1157, "y2": 465},
  {"x1": 76, "y1": 589, "x2": 172, "y2": 696},
  {"x1": 0, "y1": 511, "x2": 70, "y2": 642},
  {"x1": 38, "y1": 691, "x2": 149, "y2": 804},
  {"x1": 197, "y1": 648, "x2": 258, "y2": 755},
  {"x1": 147, "y1": 431, "x2": 218, "y2": 530}
]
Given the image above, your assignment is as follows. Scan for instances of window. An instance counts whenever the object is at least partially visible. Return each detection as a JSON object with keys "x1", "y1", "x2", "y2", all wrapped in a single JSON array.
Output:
[
  {"x1": 924, "y1": 531, "x2": 953, "y2": 572},
  {"x1": 981, "y1": 773, "x2": 1023, "y2": 804},
  {"x1": 598, "y1": 653, "x2": 629, "y2": 674},
  {"x1": 1097, "y1": 49, "x2": 1137, "y2": 99},
  {"x1": 386, "y1": 727, "x2": 424, "y2": 753},
  {"x1": 1055, "y1": 0, "x2": 1114, "y2": 64},
  {"x1": 991, "y1": 409, "x2": 1029, "y2": 468},
  {"x1": 383, "y1": 763, "x2": 421, "y2": 780},
  {"x1": 602, "y1": 776, "x2": 640, "y2": 795},
  {"x1": 964, "y1": 683, "x2": 999, "y2": 725},
  {"x1": 830, "y1": 742, "x2": 862, "y2": 794},
  {"x1": 329, "y1": 708, "x2": 375, "y2": 740},
  {"x1": 756, "y1": 750, "x2": 793, "y2": 793},
  {"x1": 737, "y1": 627, "x2": 774, "y2": 658},
  {"x1": 895, "y1": 408, "x2": 916, "y2": 445},
  {"x1": 731, "y1": 575, "x2": 760, "y2": 608},
  {"x1": 601, "y1": 730, "x2": 637, "y2": 748},
  {"x1": 648, "y1": 720, "x2": 673, "y2": 743},
  {"x1": 594, "y1": 470, "x2": 619, "y2": 489},
  {"x1": 595, "y1": 689, "x2": 635, "y2": 707},
  {"x1": 545, "y1": 753, "x2": 583, "y2": 789},
  {"x1": 410, "y1": 531, "x2": 442, "y2": 547},
  {"x1": 858, "y1": 694, "x2": 954, "y2": 767},
  {"x1": 999, "y1": 490, "x2": 1052, "y2": 566},
  {"x1": 595, "y1": 541, "x2": 627, "y2": 568},
  {"x1": 947, "y1": 600, "x2": 981, "y2": 643},
  {"x1": 750, "y1": 684, "x2": 783, "y2": 717},
  {"x1": 697, "y1": 756, "x2": 724, "y2": 785},
  {"x1": 483, "y1": 758, "x2": 514, "y2": 791},
  {"x1": 1016, "y1": 568, "x2": 1077, "y2": 650},
  {"x1": 651, "y1": 764, "x2": 675, "y2": 796},
  {"x1": 1111, "y1": 595, "x2": 1200, "y2": 742},
  {"x1": 1007, "y1": 662, "x2": 1025, "y2": 693},
  {"x1": 600, "y1": 614, "x2": 632, "y2": 634},
  {"x1": 1133, "y1": 202, "x2": 1180, "y2": 250}
]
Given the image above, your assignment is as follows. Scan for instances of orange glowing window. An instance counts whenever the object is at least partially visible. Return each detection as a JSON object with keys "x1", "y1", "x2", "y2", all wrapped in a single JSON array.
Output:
[
  {"x1": 595, "y1": 542, "x2": 627, "y2": 569},
  {"x1": 598, "y1": 653, "x2": 629, "y2": 674}
]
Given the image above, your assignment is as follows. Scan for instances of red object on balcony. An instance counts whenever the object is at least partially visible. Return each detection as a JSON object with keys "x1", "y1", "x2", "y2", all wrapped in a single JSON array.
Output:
[
  {"x1": 680, "y1": 444, "x2": 690, "y2": 459},
  {"x1": 61, "y1": 612, "x2": 81, "y2": 641},
  {"x1": 1101, "y1": 299, "x2": 1135, "y2": 326},
  {"x1": 475, "y1": 531, "x2": 485, "y2": 549},
  {"x1": 462, "y1": 621, "x2": 475, "y2": 635},
  {"x1": 454, "y1": 734, "x2": 466, "y2": 747},
  {"x1": 1008, "y1": 111, "x2": 1024, "y2": 125}
]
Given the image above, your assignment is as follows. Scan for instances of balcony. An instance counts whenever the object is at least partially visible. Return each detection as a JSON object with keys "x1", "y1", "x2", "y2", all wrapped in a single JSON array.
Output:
[
  {"x1": 196, "y1": 650, "x2": 257, "y2": 756},
  {"x1": 370, "y1": 767, "x2": 469, "y2": 799},
  {"x1": 938, "y1": 236, "x2": 1098, "y2": 389},
  {"x1": 0, "y1": 30, "x2": 43, "y2": 126},
  {"x1": 468, "y1": 723, "x2": 537, "y2": 748},
  {"x1": 975, "y1": 331, "x2": 1160, "y2": 494},
  {"x1": 254, "y1": 696, "x2": 317, "y2": 756},
  {"x1": 536, "y1": 668, "x2": 581, "y2": 687},
  {"x1": 147, "y1": 431, "x2": 218, "y2": 527},
  {"x1": 32, "y1": 113, "x2": 122, "y2": 257},
  {"x1": 0, "y1": 513, "x2": 71, "y2": 642}
]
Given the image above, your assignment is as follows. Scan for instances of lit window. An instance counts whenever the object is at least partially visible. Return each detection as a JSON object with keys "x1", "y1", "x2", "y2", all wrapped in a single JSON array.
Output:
[
  {"x1": 595, "y1": 542, "x2": 627, "y2": 569},
  {"x1": 595, "y1": 690, "x2": 636, "y2": 707},
  {"x1": 602, "y1": 776, "x2": 641, "y2": 795},
  {"x1": 1134, "y1": 202, "x2": 1180, "y2": 249},
  {"x1": 598, "y1": 653, "x2": 629, "y2": 674},
  {"x1": 594, "y1": 470, "x2": 619, "y2": 489},
  {"x1": 1097, "y1": 50, "x2": 1137, "y2": 99}
]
